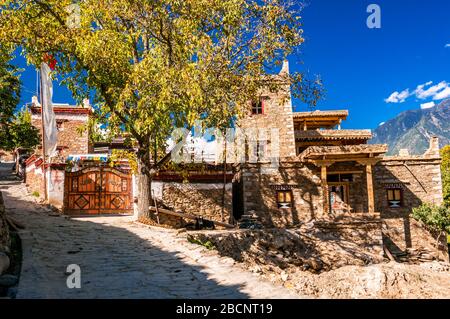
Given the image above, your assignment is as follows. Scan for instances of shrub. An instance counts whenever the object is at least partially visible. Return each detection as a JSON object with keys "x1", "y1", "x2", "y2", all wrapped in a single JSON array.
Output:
[
  {"x1": 412, "y1": 203, "x2": 450, "y2": 252},
  {"x1": 31, "y1": 191, "x2": 40, "y2": 198}
]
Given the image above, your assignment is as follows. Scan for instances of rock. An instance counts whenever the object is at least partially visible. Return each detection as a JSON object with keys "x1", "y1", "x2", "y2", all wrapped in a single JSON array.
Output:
[
  {"x1": 308, "y1": 258, "x2": 323, "y2": 272},
  {"x1": 0, "y1": 252, "x2": 10, "y2": 275},
  {"x1": 0, "y1": 274, "x2": 18, "y2": 287},
  {"x1": 280, "y1": 271, "x2": 289, "y2": 282}
]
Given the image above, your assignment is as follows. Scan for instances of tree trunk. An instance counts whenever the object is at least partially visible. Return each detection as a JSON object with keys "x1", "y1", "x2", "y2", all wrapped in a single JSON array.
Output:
[{"x1": 136, "y1": 151, "x2": 152, "y2": 219}]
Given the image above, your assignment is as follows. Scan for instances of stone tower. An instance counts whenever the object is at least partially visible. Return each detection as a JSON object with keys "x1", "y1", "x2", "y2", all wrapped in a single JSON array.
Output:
[{"x1": 237, "y1": 61, "x2": 296, "y2": 160}]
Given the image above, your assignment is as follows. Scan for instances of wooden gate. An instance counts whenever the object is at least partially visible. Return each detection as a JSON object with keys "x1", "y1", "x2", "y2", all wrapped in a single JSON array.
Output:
[{"x1": 64, "y1": 166, "x2": 133, "y2": 215}]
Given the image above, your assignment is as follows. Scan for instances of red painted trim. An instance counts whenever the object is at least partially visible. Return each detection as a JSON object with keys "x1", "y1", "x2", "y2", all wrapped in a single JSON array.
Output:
[
  {"x1": 25, "y1": 154, "x2": 38, "y2": 166},
  {"x1": 34, "y1": 158, "x2": 44, "y2": 167},
  {"x1": 30, "y1": 106, "x2": 92, "y2": 115}
]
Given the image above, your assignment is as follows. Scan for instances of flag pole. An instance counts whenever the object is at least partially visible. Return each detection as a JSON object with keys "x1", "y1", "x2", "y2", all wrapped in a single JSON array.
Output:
[{"x1": 38, "y1": 66, "x2": 48, "y2": 202}]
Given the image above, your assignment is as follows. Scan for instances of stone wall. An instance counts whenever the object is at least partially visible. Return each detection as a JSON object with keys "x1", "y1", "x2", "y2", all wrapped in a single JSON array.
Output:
[
  {"x1": 25, "y1": 159, "x2": 65, "y2": 207},
  {"x1": 374, "y1": 157, "x2": 443, "y2": 218},
  {"x1": 0, "y1": 192, "x2": 10, "y2": 255},
  {"x1": 25, "y1": 161, "x2": 45, "y2": 198},
  {"x1": 373, "y1": 148, "x2": 446, "y2": 261},
  {"x1": 241, "y1": 162, "x2": 324, "y2": 228},
  {"x1": 32, "y1": 118, "x2": 90, "y2": 159},
  {"x1": 161, "y1": 182, "x2": 233, "y2": 224},
  {"x1": 140, "y1": 181, "x2": 233, "y2": 228},
  {"x1": 237, "y1": 66, "x2": 296, "y2": 159}
]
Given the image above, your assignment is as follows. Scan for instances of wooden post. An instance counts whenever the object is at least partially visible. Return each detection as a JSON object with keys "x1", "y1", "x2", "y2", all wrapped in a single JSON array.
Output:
[
  {"x1": 38, "y1": 69, "x2": 48, "y2": 201},
  {"x1": 321, "y1": 165, "x2": 329, "y2": 215},
  {"x1": 366, "y1": 164, "x2": 375, "y2": 213}
]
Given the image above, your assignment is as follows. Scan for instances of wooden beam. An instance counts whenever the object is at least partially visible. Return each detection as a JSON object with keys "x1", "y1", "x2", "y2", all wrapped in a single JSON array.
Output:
[
  {"x1": 321, "y1": 165, "x2": 330, "y2": 215},
  {"x1": 366, "y1": 164, "x2": 375, "y2": 213}
]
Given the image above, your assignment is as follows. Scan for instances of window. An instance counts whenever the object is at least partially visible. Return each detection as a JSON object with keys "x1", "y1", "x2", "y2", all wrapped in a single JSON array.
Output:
[
  {"x1": 251, "y1": 98, "x2": 264, "y2": 115},
  {"x1": 387, "y1": 188, "x2": 403, "y2": 208},
  {"x1": 276, "y1": 190, "x2": 293, "y2": 208},
  {"x1": 56, "y1": 120, "x2": 65, "y2": 131}
]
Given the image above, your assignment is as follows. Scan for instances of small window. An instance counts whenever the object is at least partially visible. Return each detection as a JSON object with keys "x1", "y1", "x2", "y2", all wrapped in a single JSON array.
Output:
[
  {"x1": 251, "y1": 98, "x2": 264, "y2": 115},
  {"x1": 56, "y1": 120, "x2": 65, "y2": 131},
  {"x1": 387, "y1": 189, "x2": 403, "y2": 208},
  {"x1": 277, "y1": 190, "x2": 293, "y2": 208}
]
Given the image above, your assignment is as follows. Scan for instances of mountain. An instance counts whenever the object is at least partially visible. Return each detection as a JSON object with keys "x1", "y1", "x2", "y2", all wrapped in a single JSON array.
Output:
[{"x1": 371, "y1": 99, "x2": 450, "y2": 155}]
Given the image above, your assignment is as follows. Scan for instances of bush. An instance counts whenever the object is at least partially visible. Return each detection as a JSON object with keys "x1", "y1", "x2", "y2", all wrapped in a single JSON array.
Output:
[
  {"x1": 412, "y1": 203, "x2": 450, "y2": 234},
  {"x1": 31, "y1": 191, "x2": 40, "y2": 198},
  {"x1": 412, "y1": 203, "x2": 450, "y2": 252}
]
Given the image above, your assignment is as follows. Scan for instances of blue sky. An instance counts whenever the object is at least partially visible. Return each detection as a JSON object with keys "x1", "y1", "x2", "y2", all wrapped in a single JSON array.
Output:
[{"x1": 14, "y1": 0, "x2": 450, "y2": 130}]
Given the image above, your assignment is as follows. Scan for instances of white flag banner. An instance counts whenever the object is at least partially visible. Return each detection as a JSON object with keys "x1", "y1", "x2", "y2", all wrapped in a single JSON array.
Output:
[{"x1": 40, "y1": 62, "x2": 58, "y2": 158}]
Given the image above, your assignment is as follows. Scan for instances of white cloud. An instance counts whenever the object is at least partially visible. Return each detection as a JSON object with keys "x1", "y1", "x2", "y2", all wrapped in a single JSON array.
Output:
[
  {"x1": 415, "y1": 81, "x2": 448, "y2": 99},
  {"x1": 433, "y1": 86, "x2": 450, "y2": 100},
  {"x1": 420, "y1": 101, "x2": 435, "y2": 109},
  {"x1": 386, "y1": 80, "x2": 450, "y2": 105},
  {"x1": 384, "y1": 89, "x2": 410, "y2": 103},
  {"x1": 446, "y1": 44, "x2": 450, "y2": 48}
]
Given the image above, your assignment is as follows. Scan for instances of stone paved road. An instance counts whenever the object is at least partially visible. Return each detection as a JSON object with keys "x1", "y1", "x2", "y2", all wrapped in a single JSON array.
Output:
[{"x1": 0, "y1": 163, "x2": 299, "y2": 299}]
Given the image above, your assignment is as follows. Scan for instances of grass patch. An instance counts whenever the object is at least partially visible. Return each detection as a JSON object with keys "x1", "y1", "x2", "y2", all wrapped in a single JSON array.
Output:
[{"x1": 187, "y1": 236, "x2": 216, "y2": 250}]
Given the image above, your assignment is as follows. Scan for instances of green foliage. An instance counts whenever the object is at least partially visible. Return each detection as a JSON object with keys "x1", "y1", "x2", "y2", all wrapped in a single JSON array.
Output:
[
  {"x1": 441, "y1": 145, "x2": 450, "y2": 207},
  {"x1": 0, "y1": 107, "x2": 40, "y2": 151},
  {"x1": 0, "y1": 0, "x2": 321, "y2": 164},
  {"x1": 31, "y1": 191, "x2": 40, "y2": 198},
  {"x1": 0, "y1": 0, "x2": 323, "y2": 214},
  {"x1": 109, "y1": 149, "x2": 138, "y2": 174},
  {"x1": 187, "y1": 236, "x2": 216, "y2": 250},
  {"x1": 411, "y1": 203, "x2": 450, "y2": 235},
  {"x1": 0, "y1": 44, "x2": 21, "y2": 148}
]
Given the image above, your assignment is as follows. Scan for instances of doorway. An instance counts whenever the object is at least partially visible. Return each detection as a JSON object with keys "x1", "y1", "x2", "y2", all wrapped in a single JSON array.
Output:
[{"x1": 329, "y1": 183, "x2": 350, "y2": 214}]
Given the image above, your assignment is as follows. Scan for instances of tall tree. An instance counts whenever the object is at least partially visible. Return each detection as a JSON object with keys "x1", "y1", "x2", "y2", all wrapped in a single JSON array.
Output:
[
  {"x1": 0, "y1": 0, "x2": 321, "y2": 216},
  {"x1": 0, "y1": 44, "x2": 21, "y2": 148},
  {"x1": 0, "y1": 45, "x2": 39, "y2": 151}
]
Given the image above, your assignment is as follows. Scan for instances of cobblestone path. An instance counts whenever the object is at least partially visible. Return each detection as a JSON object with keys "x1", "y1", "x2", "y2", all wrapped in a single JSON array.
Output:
[{"x1": 0, "y1": 163, "x2": 298, "y2": 299}]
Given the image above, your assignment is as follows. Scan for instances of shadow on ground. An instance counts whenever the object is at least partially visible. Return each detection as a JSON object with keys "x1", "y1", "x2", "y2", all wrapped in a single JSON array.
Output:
[{"x1": 0, "y1": 163, "x2": 251, "y2": 299}]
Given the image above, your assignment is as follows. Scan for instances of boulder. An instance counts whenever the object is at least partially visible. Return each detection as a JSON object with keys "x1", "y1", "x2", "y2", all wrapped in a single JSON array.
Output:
[{"x1": 0, "y1": 252, "x2": 10, "y2": 275}]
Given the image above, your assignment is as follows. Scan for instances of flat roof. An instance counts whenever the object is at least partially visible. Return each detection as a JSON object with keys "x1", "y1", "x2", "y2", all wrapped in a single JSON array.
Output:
[
  {"x1": 295, "y1": 129, "x2": 373, "y2": 141},
  {"x1": 299, "y1": 144, "x2": 388, "y2": 161},
  {"x1": 293, "y1": 110, "x2": 349, "y2": 119},
  {"x1": 293, "y1": 110, "x2": 349, "y2": 129}
]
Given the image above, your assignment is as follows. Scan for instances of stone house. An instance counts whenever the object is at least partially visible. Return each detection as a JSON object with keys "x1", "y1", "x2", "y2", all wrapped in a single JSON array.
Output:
[
  {"x1": 24, "y1": 96, "x2": 92, "y2": 206},
  {"x1": 228, "y1": 62, "x2": 445, "y2": 260}
]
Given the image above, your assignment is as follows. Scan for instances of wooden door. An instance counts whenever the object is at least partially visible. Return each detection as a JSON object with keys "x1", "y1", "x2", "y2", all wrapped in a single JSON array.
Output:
[{"x1": 64, "y1": 166, "x2": 133, "y2": 215}]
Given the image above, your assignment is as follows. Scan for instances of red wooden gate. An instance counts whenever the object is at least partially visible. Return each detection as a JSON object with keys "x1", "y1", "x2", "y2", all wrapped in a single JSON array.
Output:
[{"x1": 64, "y1": 166, "x2": 133, "y2": 215}]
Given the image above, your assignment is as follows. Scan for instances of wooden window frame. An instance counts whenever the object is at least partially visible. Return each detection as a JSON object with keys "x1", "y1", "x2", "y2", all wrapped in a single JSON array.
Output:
[
  {"x1": 276, "y1": 190, "x2": 293, "y2": 209},
  {"x1": 251, "y1": 97, "x2": 265, "y2": 115},
  {"x1": 387, "y1": 188, "x2": 403, "y2": 208}
]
